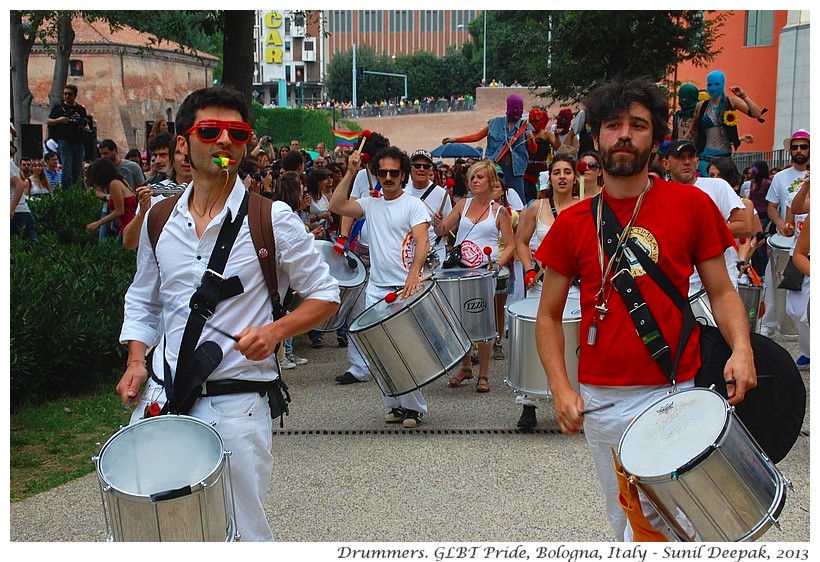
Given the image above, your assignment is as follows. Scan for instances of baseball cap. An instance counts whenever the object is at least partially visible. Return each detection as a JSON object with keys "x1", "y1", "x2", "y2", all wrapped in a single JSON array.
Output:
[
  {"x1": 783, "y1": 129, "x2": 810, "y2": 151},
  {"x1": 665, "y1": 139, "x2": 698, "y2": 157},
  {"x1": 410, "y1": 149, "x2": 434, "y2": 163}
]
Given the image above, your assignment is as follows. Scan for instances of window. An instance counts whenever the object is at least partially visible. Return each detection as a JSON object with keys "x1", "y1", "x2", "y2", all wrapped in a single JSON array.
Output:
[
  {"x1": 285, "y1": 40, "x2": 291, "y2": 52},
  {"x1": 330, "y1": 10, "x2": 351, "y2": 33},
  {"x1": 359, "y1": 10, "x2": 382, "y2": 33},
  {"x1": 745, "y1": 11, "x2": 774, "y2": 46},
  {"x1": 421, "y1": 11, "x2": 444, "y2": 32},
  {"x1": 389, "y1": 10, "x2": 412, "y2": 32},
  {"x1": 69, "y1": 59, "x2": 84, "y2": 77}
]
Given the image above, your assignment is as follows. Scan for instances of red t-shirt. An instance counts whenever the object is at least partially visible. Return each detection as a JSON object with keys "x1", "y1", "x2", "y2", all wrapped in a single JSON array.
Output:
[{"x1": 535, "y1": 178, "x2": 735, "y2": 386}]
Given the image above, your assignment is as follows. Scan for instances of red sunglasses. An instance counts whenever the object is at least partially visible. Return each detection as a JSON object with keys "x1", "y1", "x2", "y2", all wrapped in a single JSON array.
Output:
[{"x1": 183, "y1": 120, "x2": 253, "y2": 144}]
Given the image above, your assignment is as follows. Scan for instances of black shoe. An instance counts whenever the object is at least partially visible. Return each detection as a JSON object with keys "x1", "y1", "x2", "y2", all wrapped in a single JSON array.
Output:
[
  {"x1": 402, "y1": 409, "x2": 423, "y2": 428},
  {"x1": 517, "y1": 405, "x2": 537, "y2": 429},
  {"x1": 335, "y1": 371, "x2": 365, "y2": 384},
  {"x1": 310, "y1": 337, "x2": 323, "y2": 349},
  {"x1": 337, "y1": 335, "x2": 348, "y2": 348},
  {"x1": 384, "y1": 408, "x2": 405, "y2": 423}
]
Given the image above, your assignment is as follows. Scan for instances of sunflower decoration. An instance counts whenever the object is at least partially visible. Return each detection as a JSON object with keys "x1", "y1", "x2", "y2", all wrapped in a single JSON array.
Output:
[{"x1": 723, "y1": 110, "x2": 740, "y2": 127}]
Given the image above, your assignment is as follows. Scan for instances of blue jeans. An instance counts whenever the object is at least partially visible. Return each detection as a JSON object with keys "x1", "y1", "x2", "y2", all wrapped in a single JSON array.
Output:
[
  {"x1": 11, "y1": 212, "x2": 37, "y2": 244},
  {"x1": 499, "y1": 162, "x2": 526, "y2": 203},
  {"x1": 57, "y1": 140, "x2": 85, "y2": 189}
]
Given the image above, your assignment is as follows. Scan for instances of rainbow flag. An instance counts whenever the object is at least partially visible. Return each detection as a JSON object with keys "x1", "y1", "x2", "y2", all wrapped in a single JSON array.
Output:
[{"x1": 333, "y1": 130, "x2": 360, "y2": 147}]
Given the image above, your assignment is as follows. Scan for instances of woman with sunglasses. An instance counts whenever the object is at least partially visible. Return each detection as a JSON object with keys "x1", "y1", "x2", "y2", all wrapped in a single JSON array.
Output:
[
  {"x1": 512, "y1": 153, "x2": 580, "y2": 428},
  {"x1": 577, "y1": 150, "x2": 604, "y2": 199},
  {"x1": 433, "y1": 160, "x2": 515, "y2": 393}
]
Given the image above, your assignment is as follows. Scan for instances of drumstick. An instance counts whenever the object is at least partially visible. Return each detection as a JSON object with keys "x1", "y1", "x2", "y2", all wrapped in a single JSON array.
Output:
[
  {"x1": 577, "y1": 161, "x2": 587, "y2": 200},
  {"x1": 484, "y1": 246, "x2": 493, "y2": 270},
  {"x1": 581, "y1": 402, "x2": 615, "y2": 416},
  {"x1": 384, "y1": 273, "x2": 434, "y2": 303},
  {"x1": 421, "y1": 199, "x2": 457, "y2": 238},
  {"x1": 208, "y1": 325, "x2": 241, "y2": 342},
  {"x1": 439, "y1": 179, "x2": 454, "y2": 214},
  {"x1": 357, "y1": 129, "x2": 371, "y2": 153}
]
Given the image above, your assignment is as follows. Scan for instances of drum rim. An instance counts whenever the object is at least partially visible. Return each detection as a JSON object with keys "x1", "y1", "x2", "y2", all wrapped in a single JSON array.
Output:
[
  {"x1": 766, "y1": 233, "x2": 794, "y2": 250},
  {"x1": 506, "y1": 295, "x2": 581, "y2": 321},
  {"x1": 96, "y1": 415, "x2": 225, "y2": 498},
  {"x1": 434, "y1": 267, "x2": 496, "y2": 280},
  {"x1": 617, "y1": 387, "x2": 729, "y2": 479},
  {"x1": 349, "y1": 278, "x2": 436, "y2": 332}
]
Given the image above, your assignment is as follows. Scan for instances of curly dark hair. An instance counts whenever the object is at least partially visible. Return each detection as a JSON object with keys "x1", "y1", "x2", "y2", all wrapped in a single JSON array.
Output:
[
  {"x1": 583, "y1": 77, "x2": 669, "y2": 146},
  {"x1": 86, "y1": 157, "x2": 126, "y2": 192}
]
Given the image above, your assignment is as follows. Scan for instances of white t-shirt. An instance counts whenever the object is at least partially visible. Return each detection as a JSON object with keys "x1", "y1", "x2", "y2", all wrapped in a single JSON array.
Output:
[
  {"x1": 766, "y1": 166, "x2": 809, "y2": 254},
  {"x1": 689, "y1": 176, "x2": 745, "y2": 294},
  {"x1": 357, "y1": 192, "x2": 429, "y2": 287},
  {"x1": 350, "y1": 168, "x2": 375, "y2": 245},
  {"x1": 10, "y1": 159, "x2": 30, "y2": 214},
  {"x1": 405, "y1": 180, "x2": 452, "y2": 262}
]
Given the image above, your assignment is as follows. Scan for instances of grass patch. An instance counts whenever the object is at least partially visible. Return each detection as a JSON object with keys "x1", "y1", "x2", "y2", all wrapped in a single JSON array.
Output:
[{"x1": 10, "y1": 379, "x2": 131, "y2": 502}]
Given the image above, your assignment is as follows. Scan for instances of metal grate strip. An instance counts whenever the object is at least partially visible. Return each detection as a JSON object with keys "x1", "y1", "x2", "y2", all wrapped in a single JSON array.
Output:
[{"x1": 274, "y1": 428, "x2": 572, "y2": 436}]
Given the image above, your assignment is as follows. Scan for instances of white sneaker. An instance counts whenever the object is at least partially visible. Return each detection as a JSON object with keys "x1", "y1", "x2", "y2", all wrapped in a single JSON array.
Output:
[
  {"x1": 280, "y1": 358, "x2": 296, "y2": 370},
  {"x1": 286, "y1": 354, "x2": 308, "y2": 366}
]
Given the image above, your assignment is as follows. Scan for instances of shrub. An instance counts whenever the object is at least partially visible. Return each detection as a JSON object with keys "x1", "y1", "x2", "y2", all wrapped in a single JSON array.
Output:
[
  {"x1": 10, "y1": 233, "x2": 137, "y2": 408},
  {"x1": 251, "y1": 103, "x2": 340, "y2": 151},
  {"x1": 27, "y1": 187, "x2": 103, "y2": 246}
]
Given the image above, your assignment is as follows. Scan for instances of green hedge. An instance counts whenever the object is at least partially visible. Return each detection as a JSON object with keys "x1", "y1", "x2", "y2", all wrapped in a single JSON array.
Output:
[
  {"x1": 250, "y1": 103, "x2": 361, "y2": 151},
  {"x1": 10, "y1": 189, "x2": 137, "y2": 408}
]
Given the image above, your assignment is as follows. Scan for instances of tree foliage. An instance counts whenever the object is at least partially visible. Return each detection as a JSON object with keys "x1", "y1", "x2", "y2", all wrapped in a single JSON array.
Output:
[{"x1": 507, "y1": 10, "x2": 727, "y2": 102}]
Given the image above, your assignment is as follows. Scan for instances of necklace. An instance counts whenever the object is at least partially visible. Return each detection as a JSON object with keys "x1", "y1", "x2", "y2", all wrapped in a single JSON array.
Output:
[{"x1": 588, "y1": 178, "x2": 653, "y2": 345}]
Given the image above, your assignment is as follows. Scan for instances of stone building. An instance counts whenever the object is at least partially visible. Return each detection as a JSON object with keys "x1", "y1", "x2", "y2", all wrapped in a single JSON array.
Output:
[{"x1": 27, "y1": 17, "x2": 218, "y2": 155}]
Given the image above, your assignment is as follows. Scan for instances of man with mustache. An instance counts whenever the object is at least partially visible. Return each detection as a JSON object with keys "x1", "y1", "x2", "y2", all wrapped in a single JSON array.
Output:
[
  {"x1": 330, "y1": 145, "x2": 431, "y2": 428},
  {"x1": 533, "y1": 78, "x2": 755, "y2": 541}
]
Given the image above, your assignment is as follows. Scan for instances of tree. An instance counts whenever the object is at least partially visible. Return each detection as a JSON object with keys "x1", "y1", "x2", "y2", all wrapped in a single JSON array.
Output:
[{"x1": 509, "y1": 11, "x2": 727, "y2": 102}]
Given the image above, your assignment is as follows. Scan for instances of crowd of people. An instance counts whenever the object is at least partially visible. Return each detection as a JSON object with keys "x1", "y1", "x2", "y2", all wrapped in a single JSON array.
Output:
[
  {"x1": 297, "y1": 94, "x2": 476, "y2": 118},
  {"x1": 9, "y1": 72, "x2": 809, "y2": 544}
]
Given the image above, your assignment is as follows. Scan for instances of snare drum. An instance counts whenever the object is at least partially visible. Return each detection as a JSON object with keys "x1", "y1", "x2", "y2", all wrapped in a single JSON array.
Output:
[
  {"x1": 688, "y1": 289, "x2": 716, "y2": 327},
  {"x1": 736, "y1": 281, "x2": 765, "y2": 333},
  {"x1": 349, "y1": 278, "x2": 471, "y2": 397},
  {"x1": 495, "y1": 266, "x2": 510, "y2": 294},
  {"x1": 504, "y1": 295, "x2": 581, "y2": 396},
  {"x1": 95, "y1": 415, "x2": 237, "y2": 542},
  {"x1": 311, "y1": 240, "x2": 367, "y2": 332},
  {"x1": 617, "y1": 387, "x2": 789, "y2": 542},
  {"x1": 767, "y1": 233, "x2": 797, "y2": 335},
  {"x1": 435, "y1": 268, "x2": 497, "y2": 342}
]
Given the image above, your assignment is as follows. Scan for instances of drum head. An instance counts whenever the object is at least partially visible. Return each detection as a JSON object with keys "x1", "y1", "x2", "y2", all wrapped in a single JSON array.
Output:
[
  {"x1": 767, "y1": 234, "x2": 794, "y2": 251},
  {"x1": 315, "y1": 240, "x2": 366, "y2": 287},
  {"x1": 98, "y1": 416, "x2": 224, "y2": 496},
  {"x1": 507, "y1": 297, "x2": 539, "y2": 320},
  {"x1": 619, "y1": 388, "x2": 728, "y2": 478},
  {"x1": 498, "y1": 266, "x2": 510, "y2": 279},
  {"x1": 350, "y1": 279, "x2": 434, "y2": 332}
]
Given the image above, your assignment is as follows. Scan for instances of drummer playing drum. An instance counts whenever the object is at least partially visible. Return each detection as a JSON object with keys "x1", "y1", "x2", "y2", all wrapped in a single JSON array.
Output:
[
  {"x1": 533, "y1": 78, "x2": 755, "y2": 541},
  {"x1": 330, "y1": 145, "x2": 432, "y2": 428}
]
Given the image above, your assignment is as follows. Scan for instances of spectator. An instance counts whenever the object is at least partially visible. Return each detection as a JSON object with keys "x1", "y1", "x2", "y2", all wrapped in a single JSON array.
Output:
[
  {"x1": 84, "y1": 158, "x2": 137, "y2": 242},
  {"x1": 27, "y1": 159, "x2": 52, "y2": 198},
  {"x1": 43, "y1": 151, "x2": 62, "y2": 191},
  {"x1": 46, "y1": 83, "x2": 90, "y2": 188},
  {"x1": 144, "y1": 132, "x2": 173, "y2": 185},
  {"x1": 147, "y1": 119, "x2": 168, "y2": 143},
  {"x1": 10, "y1": 148, "x2": 36, "y2": 244}
]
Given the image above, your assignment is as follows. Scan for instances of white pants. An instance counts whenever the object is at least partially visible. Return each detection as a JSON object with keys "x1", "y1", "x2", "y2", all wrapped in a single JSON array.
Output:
[
  {"x1": 760, "y1": 260, "x2": 778, "y2": 331},
  {"x1": 786, "y1": 275, "x2": 811, "y2": 358},
  {"x1": 580, "y1": 379, "x2": 694, "y2": 541},
  {"x1": 345, "y1": 289, "x2": 371, "y2": 381},
  {"x1": 129, "y1": 384, "x2": 275, "y2": 542}
]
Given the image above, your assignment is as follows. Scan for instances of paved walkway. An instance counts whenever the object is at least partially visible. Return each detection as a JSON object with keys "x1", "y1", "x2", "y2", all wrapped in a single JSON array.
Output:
[{"x1": 9, "y1": 325, "x2": 810, "y2": 543}]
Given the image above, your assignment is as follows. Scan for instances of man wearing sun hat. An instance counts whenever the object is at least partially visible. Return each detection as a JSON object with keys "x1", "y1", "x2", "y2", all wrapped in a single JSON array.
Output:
[
  {"x1": 765, "y1": 129, "x2": 810, "y2": 369},
  {"x1": 406, "y1": 148, "x2": 452, "y2": 267}
]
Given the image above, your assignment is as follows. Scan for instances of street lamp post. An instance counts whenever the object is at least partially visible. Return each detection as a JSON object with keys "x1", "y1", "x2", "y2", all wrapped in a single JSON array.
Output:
[{"x1": 483, "y1": 12, "x2": 487, "y2": 86}]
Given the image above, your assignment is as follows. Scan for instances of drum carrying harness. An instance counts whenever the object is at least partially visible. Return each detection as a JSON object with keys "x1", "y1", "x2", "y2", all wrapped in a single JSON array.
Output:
[{"x1": 145, "y1": 190, "x2": 291, "y2": 426}]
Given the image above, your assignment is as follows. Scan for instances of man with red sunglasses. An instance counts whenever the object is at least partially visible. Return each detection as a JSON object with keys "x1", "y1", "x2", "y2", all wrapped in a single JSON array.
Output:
[{"x1": 117, "y1": 85, "x2": 340, "y2": 541}]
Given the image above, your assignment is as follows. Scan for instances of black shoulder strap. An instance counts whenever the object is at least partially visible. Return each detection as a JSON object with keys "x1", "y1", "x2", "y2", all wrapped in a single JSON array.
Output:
[
  {"x1": 592, "y1": 194, "x2": 698, "y2": 384},
  {"x1": 419, "y1": 184, "x2": 436, "y2": 201},
  {"x1": 548, "y1": 194, "x2": 559, "y2": 218}
]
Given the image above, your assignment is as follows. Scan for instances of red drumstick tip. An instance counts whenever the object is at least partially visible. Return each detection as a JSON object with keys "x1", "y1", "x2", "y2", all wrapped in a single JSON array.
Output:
[
  {"x1": 739, "y1": 237, "x2": 747, "y2": 244},
  {"x1": 361, "y1": 153, "x2": 371, "y2": 164},
  {"x1": 577, "y1": 161, "x2": 588, "y2": 174},
  {"x1": 384, "y1": 292, "x2": 398, "y2": 304},
  {"x1": 445, "y1": 178, "x2": 455, "y2": 188},
  {"x1": 362, "y1": 129, "x2": 372, "y2": 138},
  {"x1": 483, "y1": 246, "x2": 492, "y2": 256}
]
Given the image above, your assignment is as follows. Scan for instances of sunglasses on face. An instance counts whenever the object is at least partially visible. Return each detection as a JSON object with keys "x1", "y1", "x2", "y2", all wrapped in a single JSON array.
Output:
[
  {"x1": 791, "y1": 144, "x2": 809, "y2": 151},
  {"x1": 583, "y1": 161, "x2": 600, "y2": 170},
  {"x1": 412, "y1": 162, "x2": 432, "y2": 170},
  {"x1": 377, "y1": 169, "x2": 402, "y2": 178},
  {"x1": 183, "y1": 120, "x2": 253, "y2": 144}
]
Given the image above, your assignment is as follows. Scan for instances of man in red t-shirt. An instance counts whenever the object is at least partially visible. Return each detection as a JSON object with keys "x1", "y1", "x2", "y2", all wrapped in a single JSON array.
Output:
[{"x1": 533, "y1": 78, "x2": 755, "y2": 541}]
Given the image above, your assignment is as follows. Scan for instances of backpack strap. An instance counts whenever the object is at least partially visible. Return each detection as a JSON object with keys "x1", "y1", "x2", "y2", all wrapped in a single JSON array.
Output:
[
  {"x1": 247, "y1": 192, "x2": 284, "y2": 321},
  {"x1": 147, "y1": 194, "x2": 181, "y2": 254}
]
